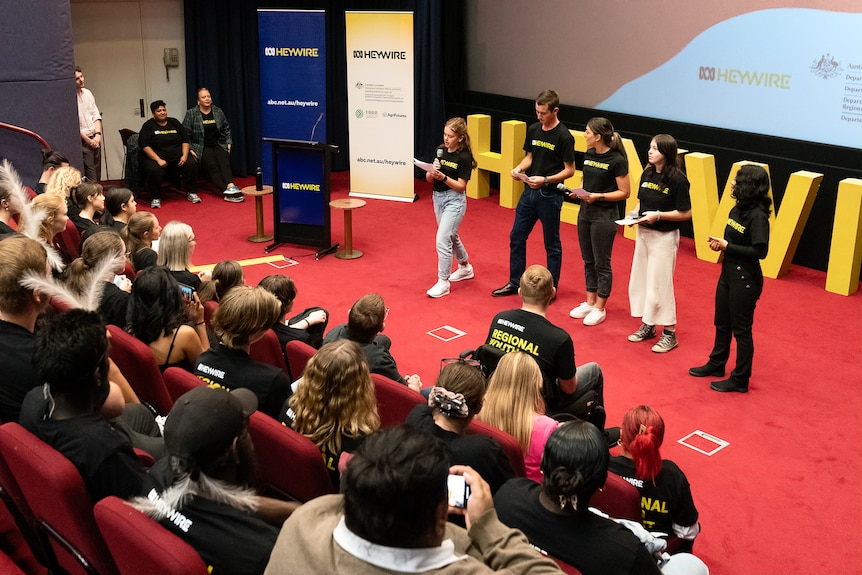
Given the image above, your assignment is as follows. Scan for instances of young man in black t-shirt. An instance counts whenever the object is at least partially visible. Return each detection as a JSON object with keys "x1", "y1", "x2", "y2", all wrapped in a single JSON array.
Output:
[{"x1": 493, "y1": 90, "x2": 575, "y2": 296}]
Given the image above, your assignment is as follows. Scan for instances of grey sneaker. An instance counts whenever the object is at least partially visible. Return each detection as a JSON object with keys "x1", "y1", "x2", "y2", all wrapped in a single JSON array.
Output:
[
  {"x1": 651, "y1": 330, "x2": 679, "y2": 353},
  {"x1": 187, "y1": 192, "x2": 202, "y2": 204},
  {"x1": 628, "y1": 323, "x2": 656, "y2": 342}
]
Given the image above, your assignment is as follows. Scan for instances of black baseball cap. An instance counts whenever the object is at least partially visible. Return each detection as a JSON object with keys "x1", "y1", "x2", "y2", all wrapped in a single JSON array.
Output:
[{"x1": 164, "y1": 386, "x2": 258, "y2": 464}]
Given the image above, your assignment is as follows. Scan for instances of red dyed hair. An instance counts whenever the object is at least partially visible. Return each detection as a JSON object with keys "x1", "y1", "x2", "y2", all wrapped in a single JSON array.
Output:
[{"x1": 620, "y1": 405, "x2": 665, "y2": 481}]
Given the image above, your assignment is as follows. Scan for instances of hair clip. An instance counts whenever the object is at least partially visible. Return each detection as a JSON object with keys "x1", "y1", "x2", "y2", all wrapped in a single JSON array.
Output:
[{"x1": 639, "y1": 423, "x2": 647, "y2": 434}]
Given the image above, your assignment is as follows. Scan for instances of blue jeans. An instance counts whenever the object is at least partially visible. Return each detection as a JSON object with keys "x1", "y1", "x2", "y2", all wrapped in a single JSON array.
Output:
[
  {"x1": 508, "y1": 186, "x2": 564, "y2": 286},
  {"x1": 577, "y1": 205, "x2": 618, "y2": 299},
  {"x1": 433, "y1": 189, "x2": 468, "y2": 280}
]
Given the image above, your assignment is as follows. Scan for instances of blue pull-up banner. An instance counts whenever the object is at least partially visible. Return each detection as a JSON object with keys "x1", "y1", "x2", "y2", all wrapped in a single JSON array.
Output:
[{"x1": 258, "y1": 9, "x2": 326, "y2": 184}]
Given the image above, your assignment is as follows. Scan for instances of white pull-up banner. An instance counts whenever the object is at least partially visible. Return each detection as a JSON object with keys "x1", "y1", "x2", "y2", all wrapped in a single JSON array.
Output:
[{"x1": 345, "y1": 11, "x2": 414, "y2": 202}]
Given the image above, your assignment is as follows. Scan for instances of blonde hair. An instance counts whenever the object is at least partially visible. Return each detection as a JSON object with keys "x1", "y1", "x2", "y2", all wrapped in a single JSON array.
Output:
[
  {"x1": 123, "y1": 212, "x2": 158, "y2": 263},
  {"x1": 289, "y1": 340, "x2": 380, "y2": 455},
  {"x1": 0, "y1": 236, "x2": 48, "y2": 314},
  {"x1": 157, "y1": 221, "x2": 193, "y2": 271},
  {"x1": 24, "y1": 193, "x2": 66, "y2": 243},
  {"x1": 212, "y1": 286, "x2": 281, "y2": 349},
  {"x1": 478, "y1": 352, "x2": 545, "y2": 453},
  {"x1": 62, "y1": 231, "x2": 125, "y2": 296},
  {"x1": 44, "y1": 166, "x2": 82, "y2": 199},
  {"x1": 519, "y1": 265, "x2": 554, "y2": 306}
]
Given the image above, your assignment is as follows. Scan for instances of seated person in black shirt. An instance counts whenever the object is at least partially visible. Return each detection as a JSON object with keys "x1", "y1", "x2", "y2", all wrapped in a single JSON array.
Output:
[
  {"x1": 322, "y1": 293, "x2": 422, "y2": 391},
  {"x1": 138, "y1": 99, "x2": 199, "y2": 208},
  {"x1": 131, "y1": 386, "x2": 298, "y2": 575},
  {"x1": 61, "y1": 229, "x2": 131, "y2": 328},
  {"x1": 494, "y1": 420, "x2": 708, "y2": 575},
  {"x1": 258, "y1": 274, "x2": 328, "y2": 351},
  {"x1": 69, "y1": 181, "x2": 104, "y2": 242},
  {"x1": 194, "y1": 286, "x2": 292, "y2": 421},
  {"x1": 33, "y1": 148, "x2": 70, "y2": 195},
  {"x1": 156, "y1": 220, "x2": 211, "y2": 289},
  {"x1": 19, "y1": 309, "x2": 164, "y2": 501},
  {"x1": 406, "y1": 359, "x2": 514, "y2": 494},
  {"x1": 0, "y1": 236, "x2": 51, "y2": 422}
]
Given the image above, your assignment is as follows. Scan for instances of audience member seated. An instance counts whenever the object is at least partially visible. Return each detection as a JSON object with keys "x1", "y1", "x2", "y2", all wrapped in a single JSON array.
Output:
[
  {"x1": 0, "y1": 164, "x2": 22, "y2": 238},
  {"x1": 61, "y1": 229, "x2": 130, "y2": 327},
  {"x1": 127, "y1": 266, "x2": 208, "y2": 372},
  {"x1": 495, "y1": 420, "x2": 708, "y2": 575},
  {"x1": 69, "y1": 181, "x2": 104, "y2": 241},
  {"x1": 258, "y1": 274, "x2": 328, "y2": 350},
  {"x1": 43, "y1": 165, "x2": 82, "y2": 206},
  {"x1": 157, "y1": 220, "x2": 211, "y2": 289},
  {"x1": 100, "y1": 187, "x2": 137, "y2": 232},
  {"x1": 285, "y1": 340, "x2": 379, "y2": 487},
  {"x1": 406, "y1": 359, "x2": 514, "y2": 494},
  {"x1": 323, "y1": 293, "x2": 422, "y2": 391},
  {"x1": 18, "y1": 309, "x2": 165, "y2": 501},
  {"x1": 33, "y1": 148, "x2": 70, "y2": 195},
  {"x1": 183, "y1": 88, "x2": 243, "y2": 202},
  {"x1": 266, "y1": 425, "x2": 563, "y2": 574},
  {"x1": 130, "y1": 386, "x2": 298, "y2": 575},
  {"x1": 139, "y1": 99, "x2": 199, "y2": 208},
  {"x1": 123, "y1": 211, "x2": 161, "y2": 272},
  {"x1": 477, "y1": 351, "x2": 559, "y2": 483},
  {"x1": 484, "y1": 264, "x2": 606, "y2": 429},
  {"x1": 198, "y1": 259, "x2": 244, "y2": 305},
  {"x1": 0, "y1": 236, "x2": 50, "y2": 422},
  {"x1": 194, "y1": 286, "x2": 291, "y2": 421},
  {"x1": 19, "y1": 192, "x2": 70, "y2": 271},
  {"x1": 608, "y1": 406, "x2": 700, "y2": 553}
]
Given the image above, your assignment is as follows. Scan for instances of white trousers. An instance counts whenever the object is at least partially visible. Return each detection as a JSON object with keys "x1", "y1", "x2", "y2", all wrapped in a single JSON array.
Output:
[{"x1": 628, "y1": 227, "x2": 680, "y2": 327}]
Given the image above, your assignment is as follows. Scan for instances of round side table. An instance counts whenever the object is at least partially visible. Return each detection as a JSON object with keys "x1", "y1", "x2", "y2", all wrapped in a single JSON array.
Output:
[
  {"x1": 329, "y1": 198, "x2": 366, "y2": 259},
  {"x1": 241, "y1": 185, "x2": 274, "y2": 243}
]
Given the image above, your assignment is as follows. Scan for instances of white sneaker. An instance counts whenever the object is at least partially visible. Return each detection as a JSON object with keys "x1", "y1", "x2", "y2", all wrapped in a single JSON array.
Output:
[
  {"x1": 426, "y1": 279, "x2": 450, "y2": 298},
  {"x1": 448, "y1": 263, "x2": 474, "y2": 282},
  {"x1": 583, "y1": 307, "x2": 607, "y2": 326},
  {"x1": 569, "y1": 302, "x2": 594, "y2": 319},
  {"x1": 187, "y1": 192, "x2": 202, "y2": 204},
  {"x1": 150, "y1": 198, "x2": 161, "y2": 209}
]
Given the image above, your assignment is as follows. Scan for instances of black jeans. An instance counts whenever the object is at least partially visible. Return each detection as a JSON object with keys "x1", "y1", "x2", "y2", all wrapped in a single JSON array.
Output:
[{"x1": 708, "y1": 265, "x2": 763, "y2": 383}]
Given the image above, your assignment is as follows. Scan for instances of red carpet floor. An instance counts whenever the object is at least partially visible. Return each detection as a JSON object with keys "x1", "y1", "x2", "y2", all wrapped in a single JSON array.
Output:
[{"x1": 150, "y1": 172, "x2": 862, "y2": 575}]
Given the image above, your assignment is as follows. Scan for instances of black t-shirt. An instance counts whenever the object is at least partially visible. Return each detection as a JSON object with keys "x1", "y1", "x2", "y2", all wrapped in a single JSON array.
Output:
[
  {"x1": 485, "y1": 309, "x2": 576, "y2": 394},
  {"x1": 0, "y1": 320, "x2": 39, "y2": 423},
  {"x1": 494, "y1": 478, "x2": 661, "y2": 575},
  {"x1": 194, "y1": 344, "x2": 292, "y2": 422},
  {"x1": 201, "y1": 111, "x2": 220, "y2": 148},
  {"x1": 70, "y1": 213, "x2": 100, "y2": 242},
  {"x1": 170, "y1": 269, "x2": 201, "y2": 291},
  {"x1": 637, "y1": 168, "x2": 691, "y2": 232},
  {"x1": 608, "y1": 456, "x2": 699, "y2": 535},
  {"x1": 524, "y1": 122, "x2": 576, "y2": 185},
  {"x1": 432, "y1": 146, "x2": 473, "y2": 192},
  {"x1": 582, "y1": 147, "x2": 629, "y2": 207},
  {"x1": 0, "y1": 220, "x2": 16, "y2": 238},
  {"x1": 132, "y1": 247, "x2": 158, "y2": 273},
  {"x1": 100, "y1": 281, "x2": 130, "y2": 328},
  {"x1": 722, "y1": 205, "x2": 770, "y2": 281},
  {"x1": 19, "y1": 387, "x2": 147, "y2": 501},
  {"x1": 138, "y1": 117, "x2": 189, "y2": 162},
  {"x1": 322, "y1": 323, "x2": 406, "y2": 384},
  {"x1": 406, "y1": 404, "x2": 514, "y2": 494},
  {"x1": 141, "y1": 458, "x2": 279, "y2": 575}
]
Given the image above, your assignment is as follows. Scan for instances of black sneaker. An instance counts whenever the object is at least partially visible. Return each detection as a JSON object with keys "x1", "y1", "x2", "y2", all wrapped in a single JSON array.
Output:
[
  {"x1": 689, "y1": 363, "x2": 725, "y2": 378},
  {"x1": 711, "y1": 377, "x2": 748, "y2": 393}
]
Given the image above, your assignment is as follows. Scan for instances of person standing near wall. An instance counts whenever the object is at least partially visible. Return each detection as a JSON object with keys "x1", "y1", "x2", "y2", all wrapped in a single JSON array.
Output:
[
  {"x1": 492, "y1": 90, "x2": 575, "y2": 297},
  {"x1": 626, "y1": 134, "x2": 691, "y2": 353},
  {"x1": 75, "y1": 66, "x2": 102, "y2": 182},
  {"x1": 689, "y1": 164, "x2": 772, "y2": 393},
  {"x1": 568, "y1": 117, "x2": 630, "y2": 326}
]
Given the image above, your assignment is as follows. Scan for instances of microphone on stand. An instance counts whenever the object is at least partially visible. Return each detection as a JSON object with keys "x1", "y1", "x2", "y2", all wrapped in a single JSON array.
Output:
[{"x1": 310, "y1": 113, "x2": 324, "y2": 143}]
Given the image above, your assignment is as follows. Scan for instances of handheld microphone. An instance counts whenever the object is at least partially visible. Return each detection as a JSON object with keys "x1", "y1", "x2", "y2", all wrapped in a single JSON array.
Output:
[
  {"x1": 437, "y1": 148, "x2": 443, "y2": 159},
  {"x1": 310, "y1": 113, "x2": 324, "y2": 143},
  {"x1": 556, "y1": 183, "x2": 573, "y2": 194}
]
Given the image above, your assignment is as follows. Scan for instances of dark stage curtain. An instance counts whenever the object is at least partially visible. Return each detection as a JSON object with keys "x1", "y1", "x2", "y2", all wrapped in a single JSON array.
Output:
[{"x1": 184, "y1": 0, "x2": 445, "y2": 175}]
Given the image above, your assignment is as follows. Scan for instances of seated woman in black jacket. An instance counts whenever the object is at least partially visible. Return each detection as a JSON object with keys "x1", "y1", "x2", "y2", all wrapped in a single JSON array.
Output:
[{"x1": 406, "y1": 359, "x2": 514, "y2": 494}]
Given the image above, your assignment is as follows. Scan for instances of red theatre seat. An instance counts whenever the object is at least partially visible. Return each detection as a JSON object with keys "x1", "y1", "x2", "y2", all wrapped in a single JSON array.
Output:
[
  {"x1": 466, "y1": 418, "x2": 527, "y2": 478},
  {"x1": 106, "y1": 324, "x2": 173, "y2": 414},
  {"x1": 370, "y1": 372, "x2": 424, "y2": 428},
  {"x1": 94, "y1": 496, "x2": 208, "y2": 575}
]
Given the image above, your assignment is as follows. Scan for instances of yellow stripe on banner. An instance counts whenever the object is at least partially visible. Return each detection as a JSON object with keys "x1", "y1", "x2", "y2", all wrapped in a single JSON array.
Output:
[{"x1": 190, "y1": 255, "x2": 285, "y2": 273}]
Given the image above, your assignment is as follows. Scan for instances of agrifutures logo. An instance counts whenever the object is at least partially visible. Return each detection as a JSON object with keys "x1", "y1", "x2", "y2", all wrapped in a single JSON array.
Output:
[{"x1": 698, "y1": 66, "x2": 790, "y2": 89}]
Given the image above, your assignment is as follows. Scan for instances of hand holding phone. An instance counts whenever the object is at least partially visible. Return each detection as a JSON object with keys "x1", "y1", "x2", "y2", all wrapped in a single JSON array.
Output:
[
  {"x1": 447, "y1": 474, "x2": 471, "y2": 509},
  {"x1": 178, "y1": 283, "x2": 195, "y2": 302}
]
